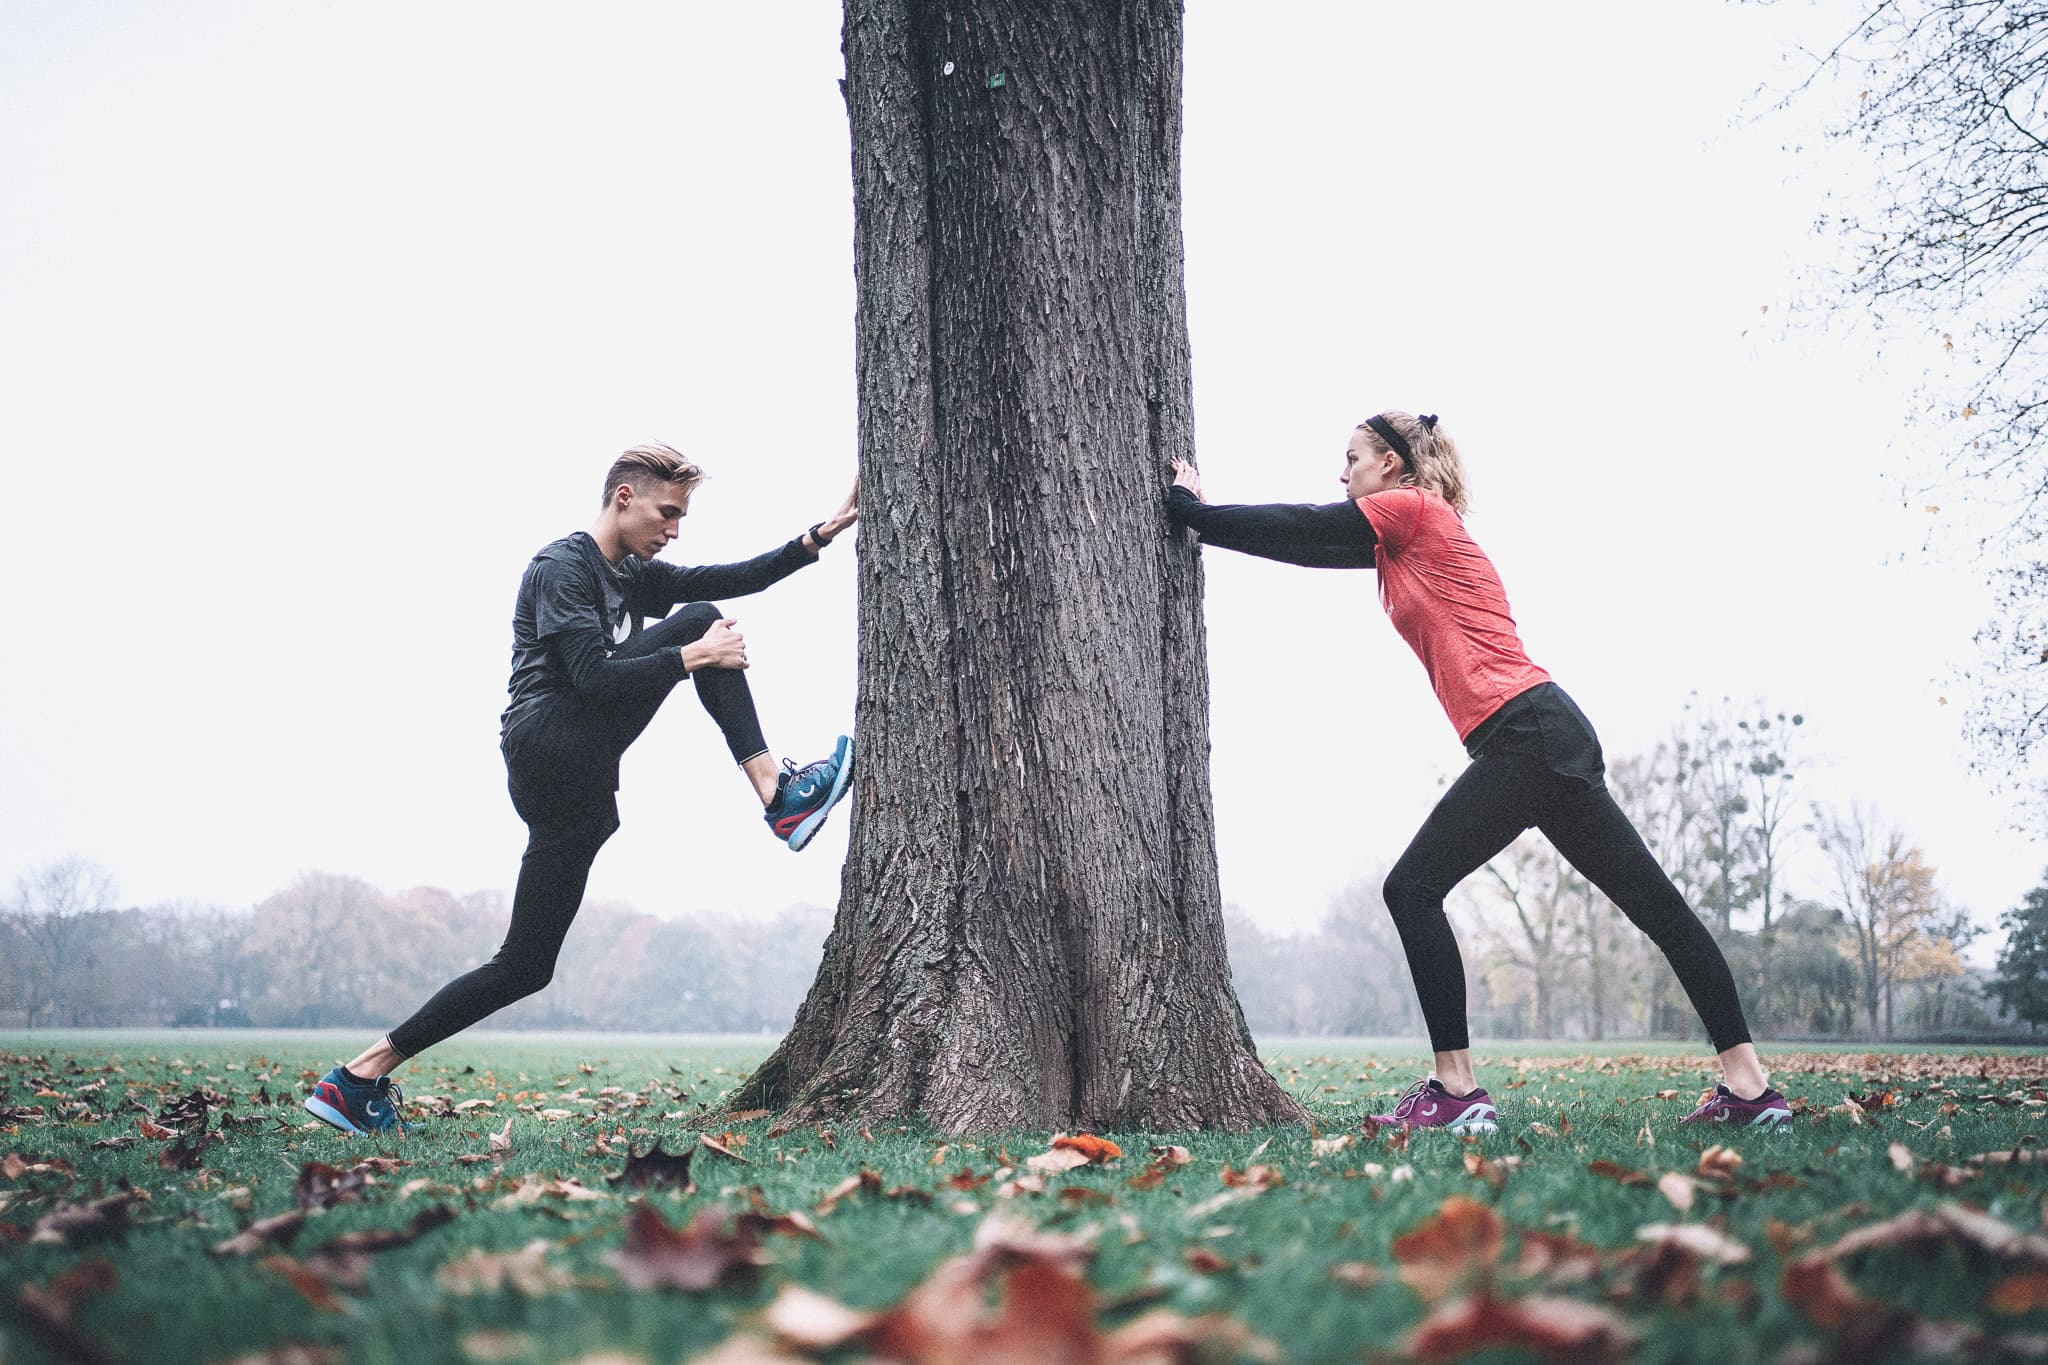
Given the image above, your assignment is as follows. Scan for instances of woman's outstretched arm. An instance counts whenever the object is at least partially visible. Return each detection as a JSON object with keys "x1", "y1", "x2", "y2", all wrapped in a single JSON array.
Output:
[{"x1": 1164, "y1": 462, "x2": 1376, "y2": 569}]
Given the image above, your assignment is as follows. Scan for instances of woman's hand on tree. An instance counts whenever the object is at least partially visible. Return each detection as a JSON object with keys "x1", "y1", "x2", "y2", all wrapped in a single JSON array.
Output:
[
  {"x1": 817, "y1": 478, "x2": 860, "y2": 541},
  {"x1": 1169, "y1": 456, "x2": 1205, "y2": 501}
]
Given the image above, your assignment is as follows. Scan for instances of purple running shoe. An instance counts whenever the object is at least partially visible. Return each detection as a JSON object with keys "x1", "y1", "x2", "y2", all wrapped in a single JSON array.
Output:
[
  {"x1": 1679, "y1": 1083, "x2": 1794, "y2": 1130},
  {"x1": 1369, "y1": 1076, "x2": 1498, "y2": 1134}
]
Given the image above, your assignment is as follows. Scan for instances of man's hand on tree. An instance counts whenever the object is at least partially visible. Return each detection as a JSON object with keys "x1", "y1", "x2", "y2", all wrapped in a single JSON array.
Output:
[
  {"x1": 683, "y1": 618, "x2": 748, "y2": 672},
  {"x1": 1169, "y1": 456, "x2": 1205, "y2": 501}
]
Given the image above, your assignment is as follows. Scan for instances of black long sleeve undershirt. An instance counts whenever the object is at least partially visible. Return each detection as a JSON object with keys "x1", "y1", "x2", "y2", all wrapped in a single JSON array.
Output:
[{"x1": 1164, "y1": 484, "x2": 1378, "y2": 568}]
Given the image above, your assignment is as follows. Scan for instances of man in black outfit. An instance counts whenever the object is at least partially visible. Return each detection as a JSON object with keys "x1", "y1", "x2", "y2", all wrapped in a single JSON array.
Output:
[{"x1": 305, "y1": 443, "x2": 858, "y2": 1135}]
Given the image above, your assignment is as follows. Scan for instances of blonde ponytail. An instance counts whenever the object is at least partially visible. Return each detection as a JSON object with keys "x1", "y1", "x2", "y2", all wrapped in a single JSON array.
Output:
[{"x1": 1358, "y1": 411, "x2": 1469, "y2": 513}]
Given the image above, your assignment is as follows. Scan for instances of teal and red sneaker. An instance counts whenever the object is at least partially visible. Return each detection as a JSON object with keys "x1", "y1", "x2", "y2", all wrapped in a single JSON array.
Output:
[
  {"x1": 1369, "y1": 1076, "x2": 1500, "y2": 1134},
  {"x1": 1679, "y1": 1084, "x2": 1794, "y2": 1130},
  {"x1": 305, "y1": 1066, "x2": 408, "y2": 1136},
  {"x1": 765, "y1": 735, "x2": 855, "y2": 852}
]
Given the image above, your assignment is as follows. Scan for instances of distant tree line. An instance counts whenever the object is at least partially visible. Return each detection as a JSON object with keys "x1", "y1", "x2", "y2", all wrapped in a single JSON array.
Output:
[{"x1": 5, "y1": 697, "x2": 2045, "y2": 1041}]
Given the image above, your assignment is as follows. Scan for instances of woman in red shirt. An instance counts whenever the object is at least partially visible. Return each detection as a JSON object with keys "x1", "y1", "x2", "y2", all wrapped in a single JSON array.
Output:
[{"x1": 1167, "y1": 411, "x2": 1789, "y2": 1133}]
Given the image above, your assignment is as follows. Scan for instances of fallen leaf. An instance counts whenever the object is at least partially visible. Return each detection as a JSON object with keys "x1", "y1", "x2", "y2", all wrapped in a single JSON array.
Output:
[
  {"x1": 1406, "y1": 1289, "x2": 1634, "y2": 1363},
  {"x1": 1782, "y1": 1254, "x2": 1868, "y2": 1329},
  {"x1": 293, "y1": 1161, "x2": 371, "y2": 1211},
  {"x1": 1220, "y1": 1164, "x2": 1283, "y2": 1190},
  {"x1": 1050, "y1": 1133, "x2": 1122, "y2": 1163},
  {"x1": 136, "y1": 1119, "x2": 177, "y2": 1141},
  {"x1": 1587, "y1": 1159, "x2": 1649, "y2": 1187},
  {"x1": 606, "y1": 1140, "x2": 695, "y2": 1193},
  {"x1": 212, "y1": 1209, "x2": 309, "y2": 1258},
  {"x1": 608, "y1": 1203, "x2": 767, "y2": 1292},
  {"x1": 1330, "y1": 1261, "x2": 1381, "y2": 1288},
  {"x1": 1695, "y1": 1146, "x2": 1742, "y2": 1181},
  {"x1": 1635, "y1": 1222, "x2": 1751, "y2": 1265},
  {"x1": 1148, "y1": 1145, "x2": 1193, "y2": 1168},
  {"x1": 159, "y1": 1137, "x2": 205, "y2": 1172},
  {"x1": 1889, "y1": 1142, "x2": 1915, "y2": 1172},
  {"x1": 1990, "y1": 1268, "x2": 2048, "y2": 1315},
  {"x1": 1312, "y1": 1135, "x2": 1354, "y2": 1158},
  {"x1": 759, "y1": 1284, "x2": 876, "y2": 1350},
  {"x1": 1656, "y1": 1172, "x2": 1697, "y2": 1214},
  {"x1": 698, "y1": 1132, "x2": 752, "y2": 1165},
  {"x1": 1025, "y1": 1146, "x2": 1090, "y2": 1175},
  {"x1": 265, "y1": 1254, "x2": 346, "y2": 1313},
  {"x1": 28, "y1": 1190, "x2": 144, "y2": 1248},
  {"x1": 1392, "y1": 1196, "x2": 1504, "y2": 1302},
  {"x1": 439, "y1": 1240, "x2": 573, "y2": 1296},
  {"x1": 815, "y1": 1167, "x2": 881, "y2": 1214}
]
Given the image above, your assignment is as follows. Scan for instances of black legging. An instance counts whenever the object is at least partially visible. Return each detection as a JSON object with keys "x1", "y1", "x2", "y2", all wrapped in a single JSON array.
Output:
[
  {"x1": 386, "y1": 602, "x2": 763, "y2": 1057},
  {"x1": 1383, "y1": 683, "x2": 1752, "y2": 1054}
]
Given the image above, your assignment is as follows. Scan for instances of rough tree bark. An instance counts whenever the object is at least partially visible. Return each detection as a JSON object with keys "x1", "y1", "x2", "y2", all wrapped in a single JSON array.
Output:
[{"x1": 723, "y1": 0, "x2": 1306, "y2": 1133}]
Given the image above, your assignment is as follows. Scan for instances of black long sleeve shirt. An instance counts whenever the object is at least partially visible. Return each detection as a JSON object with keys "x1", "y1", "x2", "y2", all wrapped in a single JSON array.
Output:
[
  {"x1": 1165, "y1": 484, "x2": 1378, "y2": 568},
  {"x1": 502, "y1": 529, "x2": 817, "y2": 734}
]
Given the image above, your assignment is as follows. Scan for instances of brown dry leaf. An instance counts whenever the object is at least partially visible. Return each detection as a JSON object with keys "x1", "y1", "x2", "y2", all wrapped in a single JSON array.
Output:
[
  {"x1": 493, "y1": 1176, "x2": 613, "y2": 1210},
  {"x1": 212, "y1": 1209, "x2": 309, "y2": 1258},
  {"x1": 1101, "y1": 1308, "x2": 1279, "y2": 1363},
  {"x1": 759, "y1": 1283, "x2": 877, "y2": 1350},
  {"x1": 1406, "y1": 1289, "x2": 1635, "y2": 1364},
  {"x1": 19, "y1": 1258, "x2": 116, "y2": 1325},
  {"x1": 1511, "y1": 1229, "x2": 1606, "y2": 1285},
  {"x1": 159, "y1": 1137, "x2": 206, "y2": 1172},
  {"x1": 996, "y1": 1173, "x2": 1048, "y2": 1199},
  {"x1": 488, "y1": 1117, "x2": 514, "y2": 1154},
  {"x1": 815, "y1": 1167, "x2": 881, "y2": 1215},
  {"x1": 1392, "y1": 1196, "x2": 1504, "y2": 1302},
  {"x1": 1148, "y1": 1145, "x2": 1193, "y2": 1169},
  {"x1": 735, "y1": 1207, "x2": 824, "y2": 1242},
  {"x1": 293, "y1": 1161, "x2": 371, "y2": 1212},
  {"x1": 28, "y1": 1190, "x2": 144, "y2": 1247},
  {"x1": 1311, "y1": 1134, "x2": 1354, "y2": 1158},
  {"x1": 1889, "y1": 1142, "x2": 1916, "y2": 1172},
  {"x1": 1183, "y1": 1246, "x2": 1235, "y2": 1275},
  {"x1": 1695, "y1": 1145, "x2": 1742, "y2": 1181},
  {"x1": 1635, "y1": 1222, "x2": 1751, "y2": 1265},
  {"x1": 700, "y1": 1131, "x2": 751, "y2": 1161},
  {"x1": 688, "y1": 1337, "x2": 809, "y2": 1365},
  {"x1": 1463, "y1": 1152, "x2": 1520, "y2": 1189},
  {"x1": 606, "y1": 1139, "x2": 695, "y2": 1193},
  {"x1": 1331, "y1": 1261, "x2": 1382, "y2": 1288},
  {"x1": 1125, "y1": 1167, "x2": 1165, "y2": 1192},
  {"x1": 265, "y1": 1255, "x2": 347, "y2": 1313},
  {"x1": 136, "y1": 1119, "x2": 177, "y2": 1141},
  {"x1": 1823, "y1": 1203, "x2": 2048, "y2": 1263},
  {"x1": 1656, "y1": 1172, "x2": 1697, "y2": 1214},
  {"x1": 1782, "y1": 1254, "x2": 1869, "y2": 1329},
  {"x1": 1219, "y1": 1163, "x2": 1282, "y2": 1190},
  {"x1": 439, "y1": 1240, "x2": 573, "y2": 1296},
  {"x1": 863, "y1": 1235, "x2": 1099, "y2": 1365},
  {"x1": 608, "y1": 1203, "x2": 767, "y2": 1292},
  {"x1": 1024, "y1": 1146, "x2": 1090, "y2": 1175},
  {"x1": 1990, "y1": 1268, "x2": 2048, "y2": 1315},
  {"x1": 1586, "y1": 1159, "x2": 1649, "y2": 1187}
]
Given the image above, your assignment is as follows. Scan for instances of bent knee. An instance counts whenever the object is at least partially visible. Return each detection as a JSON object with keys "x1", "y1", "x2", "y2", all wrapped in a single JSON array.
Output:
[{"x1": 674, "y1": 601, "x2": 724, "y2": 631}]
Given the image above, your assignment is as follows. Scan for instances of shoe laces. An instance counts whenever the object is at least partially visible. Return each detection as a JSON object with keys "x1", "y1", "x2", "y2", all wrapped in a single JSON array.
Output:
[
  {"x1": 1389, "y1": 1077, "x2": 1432, "y2": 1119},
  {"x1": 783, "y1": 754, "x2": 833, "y2": 788},
  {"x1": 371, "y1": 1079, "x2": 408, "y2": 1135}
]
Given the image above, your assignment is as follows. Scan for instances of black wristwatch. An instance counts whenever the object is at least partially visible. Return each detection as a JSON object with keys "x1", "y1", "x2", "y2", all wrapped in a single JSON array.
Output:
[{"x1": 807, "y1": 521, "x2": 835, "y2": 547}]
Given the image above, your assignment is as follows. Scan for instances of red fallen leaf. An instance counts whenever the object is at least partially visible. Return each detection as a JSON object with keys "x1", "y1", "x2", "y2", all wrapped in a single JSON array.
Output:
[
  {"x1": 945, "y1": 1167, "x2": 990, "y2": 1191},
  {"x1": 1059, "y1": 1187, "x2": 1111, "y2": 1208},
  {"x1": 1125, "y1": 1167, "x2": 1165, "y2": 1192},
  {"x1": 865, "y1": 1241, "x2": 1098, "y2": 1364},
  {"x1": 1050, "y1": 1133, "x2": 1122, "y2": 1163},
  {"x1": 1406, "y1": 1288, "x2": 1634, "y2": 1363},
  {"x1": 1587, "y1": 1159, "x2": 1650, "y2": 1187},
  {"x1": 265, "y1": 1254, "x2": 347, "y2": 1313},
  {"x1": 211, "y1": 1209, "x2": 309, "y2": 1258},
  {"x1": 608, "y1": 1203, "x2": 768, "y2": 1291},
  {"x1": 1183, "y1": 1246, "x2": 1235, "y2": 1274},
  {"x1": 1392, "y1": 1196, "x2": 1505, "y2": 1302},
  {"x1": 698, "y1": 1132, "x2": 752, "y2": 1164},
  {"x1": 293, "y1": 1161, "x2": 371, "y2": 1211},
  {"x1": 606, "y1": 1139, "x2": 695, "y2": 1192},
  {"x1": 1782, "y1": 1254, "x2": 1870, "y2": 1328},
  {"x1": 136, "y1": 1119, "x2": 177, "y2": 1141},
  {"x1": 1990, "y1": 1268, "x2": 2048, "y2": 1314}
]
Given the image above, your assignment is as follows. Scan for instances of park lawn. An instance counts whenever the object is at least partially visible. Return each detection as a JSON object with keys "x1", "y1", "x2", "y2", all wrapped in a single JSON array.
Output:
[{"x1": 0, "y1": 1034, "x2": 2043, "y2": 1364}]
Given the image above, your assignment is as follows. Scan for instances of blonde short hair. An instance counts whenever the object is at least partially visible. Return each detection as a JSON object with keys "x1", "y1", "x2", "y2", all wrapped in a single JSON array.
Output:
[
  {"x1": 602, "y1": 443, "x2": 705, "y2": 506},
  {"x1": 1357, "y1": 411, "x2": 1469, "y2": 513}
]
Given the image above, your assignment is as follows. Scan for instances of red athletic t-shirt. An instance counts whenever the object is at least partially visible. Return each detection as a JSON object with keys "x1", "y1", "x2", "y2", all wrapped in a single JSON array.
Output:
[{"x1": 1355, "y1": 487, "x2": 1550, "y2": 740}]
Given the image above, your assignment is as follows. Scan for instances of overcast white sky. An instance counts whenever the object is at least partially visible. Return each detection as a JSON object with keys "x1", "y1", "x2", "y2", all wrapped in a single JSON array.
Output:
[{"x1": 2, "y1": 2, "x2": 2039, "y2": 963}]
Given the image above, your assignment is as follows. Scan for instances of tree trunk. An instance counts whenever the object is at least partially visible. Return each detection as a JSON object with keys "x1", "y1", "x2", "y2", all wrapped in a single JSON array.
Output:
[{"x1": 724, "y1": 0, "x2": 1306, "y2": 1133}]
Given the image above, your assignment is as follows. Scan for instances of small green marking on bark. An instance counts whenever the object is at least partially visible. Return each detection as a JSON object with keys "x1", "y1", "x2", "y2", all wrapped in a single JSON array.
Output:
[{"x1": 987, "y1": 72, "x2": 1007, "y2": 89}]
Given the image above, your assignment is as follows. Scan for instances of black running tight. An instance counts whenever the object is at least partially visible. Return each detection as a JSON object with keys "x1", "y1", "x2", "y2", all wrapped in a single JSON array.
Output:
[
  {"x1": 1383, "y1": 683, "x2": 1752, "y2": 1054},
  {"x1": 386, "y1": 602, "x2": 763, "y2": 1058}
]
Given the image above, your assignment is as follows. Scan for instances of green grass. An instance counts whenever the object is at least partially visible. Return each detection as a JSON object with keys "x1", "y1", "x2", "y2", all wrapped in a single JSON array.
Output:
[{"x1": 2, "y1": 1033, "x2": 2045, "y2": 1364}]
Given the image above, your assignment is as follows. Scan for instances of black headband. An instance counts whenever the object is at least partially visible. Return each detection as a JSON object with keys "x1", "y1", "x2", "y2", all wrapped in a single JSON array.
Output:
[
  {"x1": 1365, "y1": 414, "x2": 1414, "y2": 469},
  {"x1": 1365, "y1": 413, "x2": 1439, "y2": 470}
]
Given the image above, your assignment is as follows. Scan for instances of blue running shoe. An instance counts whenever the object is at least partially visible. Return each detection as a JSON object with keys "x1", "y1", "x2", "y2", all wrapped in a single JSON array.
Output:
[
  {"x1": 305, "y1": 1066, "x2": 408, "y2": 1137},
  {"x1": 766, "y1": 735, "x2": 855, "y2": 852}
]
